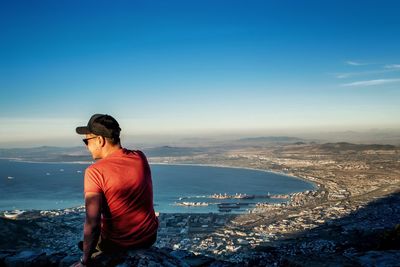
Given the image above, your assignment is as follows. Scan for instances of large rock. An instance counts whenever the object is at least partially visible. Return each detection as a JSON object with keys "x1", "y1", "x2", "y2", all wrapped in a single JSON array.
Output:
[
  {"x1": 0, "y1": 247, "x2": 231, "y2": 267},
  {"x1": 355, "y1": 250, "x2": 400, "y2": 267},
  {"x1": 3, "y1": 250, "x2": 46, "y2": 267}
]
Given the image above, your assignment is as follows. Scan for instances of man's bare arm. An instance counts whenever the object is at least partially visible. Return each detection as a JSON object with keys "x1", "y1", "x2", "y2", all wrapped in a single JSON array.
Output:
[{"x1": 82, "y1": 192, "x2": 102, "y2": 264}]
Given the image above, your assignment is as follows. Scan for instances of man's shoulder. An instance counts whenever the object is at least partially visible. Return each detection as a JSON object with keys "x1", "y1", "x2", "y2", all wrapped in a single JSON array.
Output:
[
  {"x1": 122, "y1": 148, "x2": 142, "y2": 154},
  {"x1": 121, "y1": 148, "x2": 148, "y2": 159},
  {"x1": 85, "y1": 163, "x2": 102, "y2": 175},
  {"x1": 88, "y1": 149, "x2": 148, "y2": 169},
  {"x1": 86, "y1": 158, "x2": 110, "y2": 175}
]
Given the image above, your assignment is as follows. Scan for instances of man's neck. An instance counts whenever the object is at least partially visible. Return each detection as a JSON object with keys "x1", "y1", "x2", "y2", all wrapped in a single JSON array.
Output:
[{"x1": 101, "y1": 144, "x2": 122, "y2": 159}]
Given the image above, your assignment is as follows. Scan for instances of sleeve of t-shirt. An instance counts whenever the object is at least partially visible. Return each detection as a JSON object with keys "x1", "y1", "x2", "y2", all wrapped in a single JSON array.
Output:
[{"x1": 84, "y1": 167, "x2": 103, "y2": 193}]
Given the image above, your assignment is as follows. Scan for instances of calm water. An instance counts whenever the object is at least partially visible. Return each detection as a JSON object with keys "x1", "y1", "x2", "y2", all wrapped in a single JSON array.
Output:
[{"x1": 0, "y1": 159, "x2": 315, "y2": 213}]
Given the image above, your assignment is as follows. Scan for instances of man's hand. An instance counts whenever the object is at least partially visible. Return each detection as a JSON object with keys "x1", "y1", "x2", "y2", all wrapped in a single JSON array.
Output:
[
  {"x1": 70, "y1": 261, "x2": 86, "y2": 267},
  {"x1": 70, "y1": 255, "x2": 91, "y2": 267}
]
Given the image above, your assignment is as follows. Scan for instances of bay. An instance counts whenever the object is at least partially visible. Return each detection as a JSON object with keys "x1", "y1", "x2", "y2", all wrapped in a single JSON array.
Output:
[{"x1": 0, "y1": 159, "x2": 315, "y2": 213}]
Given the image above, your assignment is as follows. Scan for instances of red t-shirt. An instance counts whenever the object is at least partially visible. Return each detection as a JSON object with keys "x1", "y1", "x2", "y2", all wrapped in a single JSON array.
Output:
[{"x1": 84, "y1": 148, "x2": 158, "y2": 247}]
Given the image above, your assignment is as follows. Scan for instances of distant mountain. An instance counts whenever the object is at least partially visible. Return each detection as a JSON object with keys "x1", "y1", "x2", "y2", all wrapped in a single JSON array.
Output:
[
  {"x1": 0, "y1": 145, "x2": 211, "y2": 162},
  {"x1": 319, "y1": 142, "x2": 396, "y2": 151},
  {"x1": 0, "y1": 146, "x2": 90, "y2": 162},
  {"x1": 298, "y1": 129, "x2": 400, "y2": 145},
  {"x1": 2, "y1": 141, "x2": 394, "y2": 163},
  {"x1": 236, "y1": 136, "x2": 305, "y2": 144}
]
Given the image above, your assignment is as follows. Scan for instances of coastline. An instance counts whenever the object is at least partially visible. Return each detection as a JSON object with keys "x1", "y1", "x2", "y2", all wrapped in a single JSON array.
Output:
[
  {"x1": 2, "y1": 156, "x2": 316, "y2": 184},
  {"x1": 0, "y1": 158, "x2": 317, "y2": 214},
  {"x1": 151, "y1": 161, "x2": 319, "y2": 190}
]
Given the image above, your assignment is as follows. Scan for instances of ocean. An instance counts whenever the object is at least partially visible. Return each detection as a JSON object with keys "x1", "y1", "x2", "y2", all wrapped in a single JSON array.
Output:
[{"x1": 0, "y1": 159, "x2": 315, "y2": 213}]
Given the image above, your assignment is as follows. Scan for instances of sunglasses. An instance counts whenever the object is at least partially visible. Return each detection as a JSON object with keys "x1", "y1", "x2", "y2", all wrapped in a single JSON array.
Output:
[{"x1": 82, "y1": 136, "x2": 97, "y2": 145}]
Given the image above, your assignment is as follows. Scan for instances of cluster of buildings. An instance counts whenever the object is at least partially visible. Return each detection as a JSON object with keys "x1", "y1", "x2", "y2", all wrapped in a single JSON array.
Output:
[
  {"x1": 154, "y1": 191, "x2": 357, "y2": 260},
  {"x1": 156, "y1": 213, "x2": 263, "y2": 258}
]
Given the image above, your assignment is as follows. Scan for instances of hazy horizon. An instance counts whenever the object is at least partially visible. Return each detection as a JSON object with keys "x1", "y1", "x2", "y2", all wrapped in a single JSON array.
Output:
[{"x1": 1, "y1": 127, "x2": 399, "y2": 149}]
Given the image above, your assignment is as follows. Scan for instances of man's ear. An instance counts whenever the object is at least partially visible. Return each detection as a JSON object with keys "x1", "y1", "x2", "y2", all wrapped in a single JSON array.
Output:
[{"x1": 99, "y1": 136, "x2": 106, "y2": 147}]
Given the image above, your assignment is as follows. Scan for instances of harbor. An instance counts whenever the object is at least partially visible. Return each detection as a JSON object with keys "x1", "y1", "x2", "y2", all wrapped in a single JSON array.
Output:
[{"x1": 173, "y1": 192, "x2": 290, "y2": 213}]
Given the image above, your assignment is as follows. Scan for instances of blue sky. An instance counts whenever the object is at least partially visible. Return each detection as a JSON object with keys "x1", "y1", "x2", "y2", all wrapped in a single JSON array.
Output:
[{"x1": 1, "y1": 0, "x2": 399, "y2": 146}]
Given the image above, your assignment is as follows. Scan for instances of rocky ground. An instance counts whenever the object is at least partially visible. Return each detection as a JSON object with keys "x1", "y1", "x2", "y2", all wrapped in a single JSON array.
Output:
[{"x1": 1, "y1": 142, "x2": 400, "y2": 266}]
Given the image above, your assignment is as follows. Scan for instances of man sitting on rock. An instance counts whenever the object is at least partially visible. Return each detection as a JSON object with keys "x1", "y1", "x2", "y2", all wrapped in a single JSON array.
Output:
[{"x1": 73, "y1": 114, "x2": 159, "y2": 266}]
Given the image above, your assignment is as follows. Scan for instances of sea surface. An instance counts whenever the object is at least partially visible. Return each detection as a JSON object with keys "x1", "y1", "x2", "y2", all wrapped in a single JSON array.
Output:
[{"x1": 0, "y1": 159, "x2": 315, "y2": 213}]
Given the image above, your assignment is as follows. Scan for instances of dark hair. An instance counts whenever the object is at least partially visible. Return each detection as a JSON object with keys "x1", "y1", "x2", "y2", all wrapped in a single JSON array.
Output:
[{"x1": 106, "y1": 136, "x2": 120, "y2": 145}]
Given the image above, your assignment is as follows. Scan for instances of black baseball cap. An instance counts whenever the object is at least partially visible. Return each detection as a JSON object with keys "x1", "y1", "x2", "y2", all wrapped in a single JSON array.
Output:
[{"x1": 76, "y1": 114, "x2": 121, "y2": 138}]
